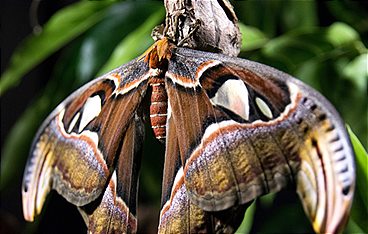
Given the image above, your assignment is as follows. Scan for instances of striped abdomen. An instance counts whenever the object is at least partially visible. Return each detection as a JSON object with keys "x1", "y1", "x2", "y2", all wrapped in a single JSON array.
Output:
[{"x1": 150, "y1": 78, "x2": 168, "y2": 142}]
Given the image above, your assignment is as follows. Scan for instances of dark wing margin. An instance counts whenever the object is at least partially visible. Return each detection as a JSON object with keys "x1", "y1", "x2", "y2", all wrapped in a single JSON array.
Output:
[
  {"x1": 22, "y1": 59, "x2": 150, "y2": 226},
  {"x1": 168, "y1": 47, "x2": 355, "y2": 234}
]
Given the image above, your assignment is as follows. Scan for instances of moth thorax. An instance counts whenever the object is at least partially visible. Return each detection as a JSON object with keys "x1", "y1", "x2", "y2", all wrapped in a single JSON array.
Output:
[{"x1": 149, "y1": 78, "x2": 168, "y2": 143}]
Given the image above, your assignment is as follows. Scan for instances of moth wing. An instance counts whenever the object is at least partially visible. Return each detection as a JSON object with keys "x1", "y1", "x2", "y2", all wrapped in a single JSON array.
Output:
[
  {"x1": 167, "y1": 48, "x2": 355, "y2": 233},
  {"x1": 158, "y1": 110, "x2": 249, "y2": 233},
  {"x1": 22, "y1": 59, "x2": 150, "y2": 222},
  {"x1": 78, "y1": 111, "x2": 145, "y2": 233},
  {"x1": 222, "y1": 59, "x2": 355, "y2": 233}
]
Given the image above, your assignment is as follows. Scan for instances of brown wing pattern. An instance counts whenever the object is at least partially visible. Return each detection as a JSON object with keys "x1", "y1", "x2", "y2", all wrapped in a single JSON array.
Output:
[
  {"x1": 159, "y1": 47, "x2": 355, "y2": 233},
  {"x1": 159, "y1": 107, "x2": 249, "y2": 233},
  {"x1": 78, "y1": 110, "x2": 145, "y2": 233},
  {"x1": 22, "y1": 59, "x2": 150, "y2": 231}
]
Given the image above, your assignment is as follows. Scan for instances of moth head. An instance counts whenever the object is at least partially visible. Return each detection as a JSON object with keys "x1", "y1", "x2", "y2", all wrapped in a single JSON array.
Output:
[{"x1": 143, "y1": 38, "x2": 174, "y2": 69}]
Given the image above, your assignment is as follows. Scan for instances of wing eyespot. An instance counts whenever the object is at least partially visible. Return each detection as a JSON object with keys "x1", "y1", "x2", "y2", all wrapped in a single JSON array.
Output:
[
  {"x1": 78, "y1": 95, "x2": 102, "y2": 132},
  {"x1": 255, "y1": 97, "x2": 273, "y2": 119},
  {"x1": 68, "y1": 112, "x2": 80, "y2": 133},
  {"x1": 210, "y1": 79, "x2": 250, "y2": 121}
]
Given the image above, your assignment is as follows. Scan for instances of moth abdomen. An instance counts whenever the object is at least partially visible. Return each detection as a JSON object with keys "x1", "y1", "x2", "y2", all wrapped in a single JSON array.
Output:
[{"x1": 149, "y1": 78, "x2": 168, "y2": 142}]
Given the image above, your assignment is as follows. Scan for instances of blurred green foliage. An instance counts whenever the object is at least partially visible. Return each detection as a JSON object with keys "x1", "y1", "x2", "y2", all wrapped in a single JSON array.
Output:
[{"x1": 1, "y1": 0, "x2": 367, "y2": 233}]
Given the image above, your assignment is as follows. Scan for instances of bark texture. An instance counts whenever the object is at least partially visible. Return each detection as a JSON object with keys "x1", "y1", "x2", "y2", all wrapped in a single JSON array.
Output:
[{"x1": 153, "y1": 0, "x2": 241, "y2": 57}]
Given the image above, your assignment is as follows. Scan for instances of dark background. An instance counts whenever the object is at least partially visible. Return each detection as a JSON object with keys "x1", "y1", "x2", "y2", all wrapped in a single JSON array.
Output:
[{"x1": 1, "y1": 2, "x2": 88, "y2": 233}]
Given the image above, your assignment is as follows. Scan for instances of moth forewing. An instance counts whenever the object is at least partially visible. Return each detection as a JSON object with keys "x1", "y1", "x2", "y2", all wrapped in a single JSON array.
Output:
[
  {"x1": 169, "y1": 47, "x2": 355, "y2": 233},
  {"x1": 22, "y1": 59, "x2": 151, "y2": 224}
]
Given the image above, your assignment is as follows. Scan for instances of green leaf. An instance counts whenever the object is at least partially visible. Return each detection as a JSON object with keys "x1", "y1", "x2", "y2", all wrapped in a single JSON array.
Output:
[
  {"x1": 326, "y1": 22, "x2": 360, "y2": 47},
  {"x1": 294, "y1": 59, "x2": 324, "y2": 90},
  {"x1": 254, "y1": 24, "x2": 367, "y2": 147},
  {"x1": 258, "y1": 192, "x2": 276, "y2": 208},
  {"x1": 348, "y1": 126, "x2": 368, "y2": 207},
  {"x1": 236, "y1": 202, "x2": 256, "y2": 234},
  {"x1": 98, "y1": 6, "x2": 165, "y2": 74},
  {"x1": 234, "y1": 1, "x2": 283, "y2": 37},
  {"x1": 0, "y1": 97, "x2": 50, "y2": 190},
  {"x1": 326, "y1": 1, "x2": 368, "y2": 34},
  {"x1": 77, "y1": 1, "x2": 163, "y2": 82},
  {"x1": 261, "y1": 29, "x2": 334, "y2": 72},
  {"x1": 347, "y1": 126, "x2": 368, "y2": 233},
  {"x1": 0, "y1": 1, "x2": 114, "y2": 96},
  {"x1": 239, "y1": 23, "x2": 269, "y2": 51},
  {"x1": 235, "y1": 1, "x2": 317, "y2": 38},
  {"x1": 281, "y1": 0, "x2": 317, "y2": 31},
  {"x1": 259, "y1": 23, "x2": 365, "y2": 75},
  {"x1": 342, "y1": 53, "x2": 368, "y2": 92},
  {"x1": 0, "y1": 41, "x2": 83, "y2": 190},
  {"x1": 346, "y1": 218, "x2": 365, "y2": 234}
]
